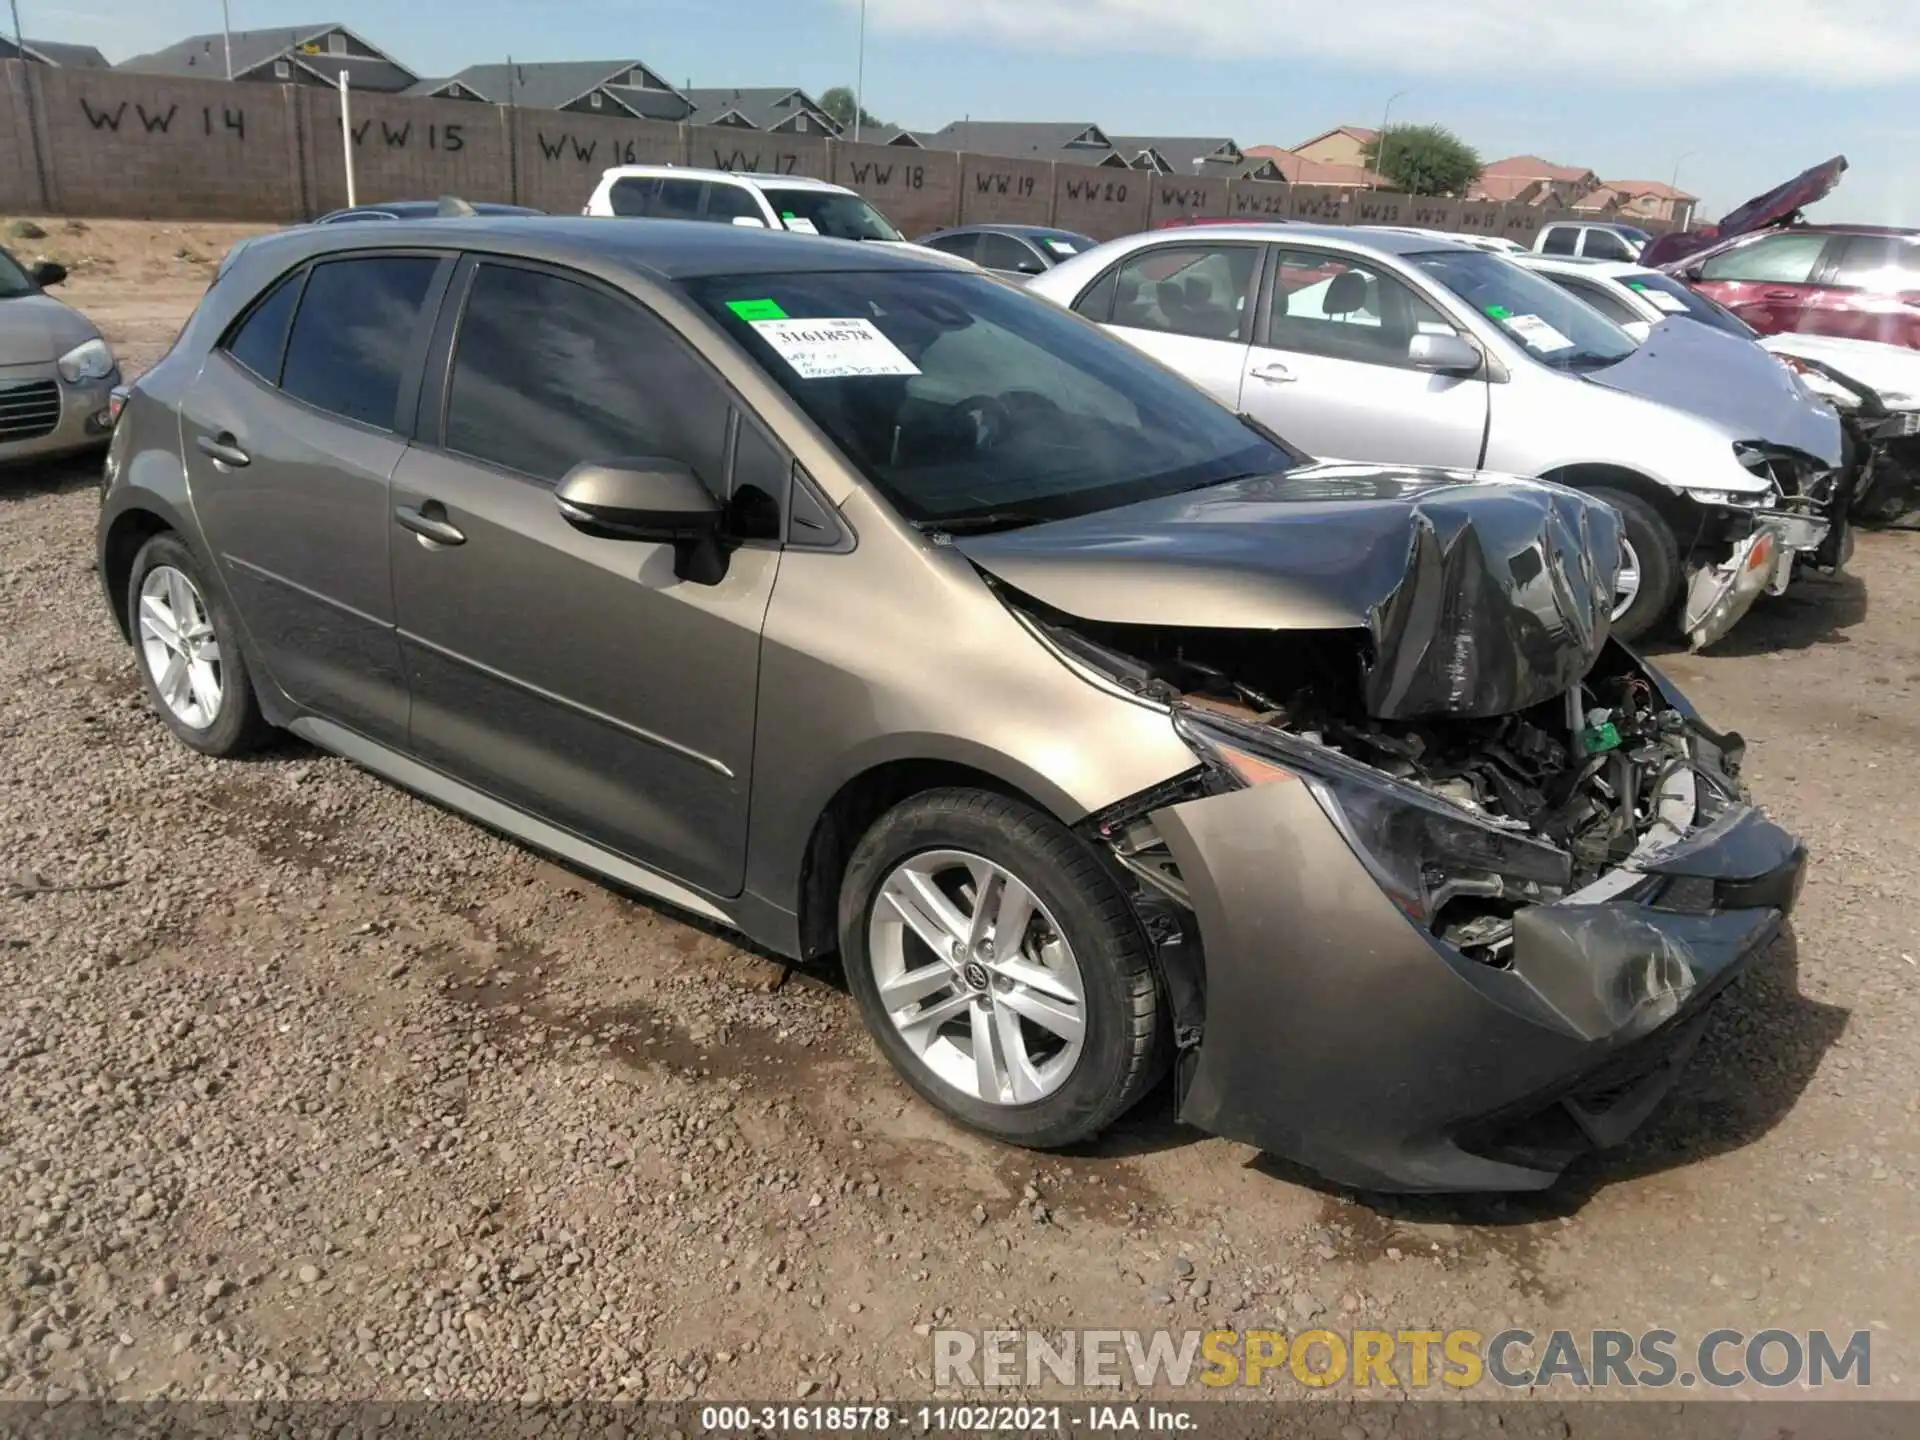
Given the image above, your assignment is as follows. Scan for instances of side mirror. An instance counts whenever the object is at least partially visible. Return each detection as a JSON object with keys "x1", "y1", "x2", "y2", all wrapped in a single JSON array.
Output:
[
  {"x1": 1407, "y1": 332, "x2": 1481, "y2": 375},
  {"x1": 1681, "y1": 262, "x2": 1706, "y2": 282},
  {"x1": 30, "y1": 260, "x2": 66, "y2": 288},
  {"x1": 730, "y1": 215, "x2": 768, "y2": 229},
  {"x1": 556, "y1": 458, "x2": 719, "y2": 542},
  {"x1": 1015, "y1": 257, "x2": 1047, "y2": 275}
]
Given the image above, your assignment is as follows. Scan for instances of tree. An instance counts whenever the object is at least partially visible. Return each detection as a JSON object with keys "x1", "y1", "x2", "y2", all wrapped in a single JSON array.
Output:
[
  {"x1": 1361, "y1": 124, "x2": 1483, "y2": 197},
  {"x1": 819, "y1": 86, "x2": 889, "y2": 136}
]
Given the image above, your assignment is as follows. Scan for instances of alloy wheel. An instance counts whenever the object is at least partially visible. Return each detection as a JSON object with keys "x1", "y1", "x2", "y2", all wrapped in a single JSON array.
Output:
[
  {"x1": 866, "y1": 849, "x2": 1087, "y2": 1106},
  {"x1": 1613, "y1": 536, "x2": 1642, "y2": 621},
  {"x1": 137, "y1": 565, "x2": 223, "y2": 730}
]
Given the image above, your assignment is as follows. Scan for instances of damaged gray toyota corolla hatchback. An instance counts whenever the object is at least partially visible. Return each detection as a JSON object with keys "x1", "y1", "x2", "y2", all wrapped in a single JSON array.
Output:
[{"x1": 99, "y1": 219, "x2": 1805, "y2": 1193}]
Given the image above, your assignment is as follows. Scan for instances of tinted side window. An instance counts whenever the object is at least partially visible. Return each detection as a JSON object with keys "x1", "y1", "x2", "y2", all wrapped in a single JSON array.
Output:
[
  {"x1": 1555, "y1": 276, "x2": 1641, "y2": 326},
  {"x1": 1108, "y1": 244, "x2": 1259, "y2": 341},
  {"x1": 1699, "y1": 232, "x2": 1828, "y2": 284},
  {"x1": 704, "y1": 184, "x2": 765, "y2": 224},
  {"x1": 607, "y1": 177, "x2": 657, "y2": 216},
  {"x1": 1830, "y1": 236, "x2": 1920, "y2": 290},
  {"x1": 279, "y1": 256, "x2": 438, "y2": 428},
  {"x1": 1540, "y1": 226, "x2": 1578, "y2": 256},
  {"x1": 979, "y1": 233, "x2": 1042, "y2": 274},
  {"x1": 1268, "y1": 250, "x2": 1452, "y2": 366},
  {"x1": 925, "y1": 232, "x2": 980, "y2": 262},
  {"x1": 443, "y1": 262, "x2": 729, "y2": 487},
  {"x1": 222, "y1": 269, "x2": 305, "y2": 383},
  {"x1": 1581, "y1": 229, "x2": 1636, "y2": 261},
  {"x1": 1071, "y1": 267, "x2": 1119, "y2": 322}
]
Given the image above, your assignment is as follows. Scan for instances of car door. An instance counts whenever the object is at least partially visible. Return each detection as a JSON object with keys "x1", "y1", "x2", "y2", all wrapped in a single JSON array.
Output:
[
  {"x1": 1071, "y1": 240, "x2": 1263, "y2": 409},
  {"x1": 1239, "y1": 247, "x2": 1487, "y2": 467},
  {"x1": 180, "y1": 251, "x2": 450, "y2": 749},
  {"x1": 1799, "y1": 234, "x2": 1920, "y2": 349},
  {"x1": 1690, "y1": 230, "x2": 1838, "y2": 335},
  {"x1": 387, "y1": 256, "x2": 780, "y2": 898}
]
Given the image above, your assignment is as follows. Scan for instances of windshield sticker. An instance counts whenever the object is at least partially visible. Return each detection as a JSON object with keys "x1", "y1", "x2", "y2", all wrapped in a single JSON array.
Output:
[
  {"x1": 1640, "y1": 289, "x2": 1690, "y2": 314},
  {"x1": 1043, "y1": 239, "x2": 1078, "y2": 255},
  {"x1": 780, "y1": 213, "x2": 820, "y2": 235},
  {"x1": 727, "y1": 298, "x2": 789, "y2": 322},
  {"x1": 1497, "y1": 313, "x2": 1575, "y2": 353},
  {"x1": 750, "y1": 318, "x2": 921, "y2": 379},
  {"x1": 1484, "y1": 304, "x2": 1513, "y2": 320}
]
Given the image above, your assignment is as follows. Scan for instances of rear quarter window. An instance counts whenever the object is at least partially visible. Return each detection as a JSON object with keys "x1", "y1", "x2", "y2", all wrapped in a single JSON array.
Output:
[{"x1": 279, "y1": 255, "x2": 441, "y2": 429}]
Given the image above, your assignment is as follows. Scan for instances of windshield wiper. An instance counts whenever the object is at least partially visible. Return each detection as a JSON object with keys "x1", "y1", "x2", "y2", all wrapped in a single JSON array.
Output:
[{"x1": 916, "y1": 510, "x2": 1055, "y2": 536}]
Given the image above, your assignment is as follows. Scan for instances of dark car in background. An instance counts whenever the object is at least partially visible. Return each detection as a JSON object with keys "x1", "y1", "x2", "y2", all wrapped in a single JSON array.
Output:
[
  {"x1": 97, "y1": 217, "x2": 1805, "y2": 1194},
  {"x1": 915, "y1": 224, "x2": 1095, "y2": 278},
  {"x1": 315, "y1": 200, "x2": 546, "y2": 224}
]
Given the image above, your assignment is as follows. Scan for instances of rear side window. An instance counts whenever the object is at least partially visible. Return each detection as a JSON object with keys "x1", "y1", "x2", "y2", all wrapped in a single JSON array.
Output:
[
  {"x1": 1829, "y1": 236, "x2": 1920, "y2": 291},
  {"x1": 1698, "y1": 232, "x2": 1828, "y2": 285},
  {"x1": 1106, "y1": 244, "x2": 1260, "y2": 342},
  {"x1": 979, "y1": 232, "x2": 1042, "y2": 274},
  {"x1": 924, "y1": 232, "x2": 980, "y2": 262},
  {"x1": 222, "y1": 270, "x2": 304, "y2": 383},
  {"x1": 443, "y1": 261, "x2": 729, "y2": 487},
  {"x1": 1581, "y1": 229, "x2": 1637, "y2": 262},
  {"x1": 1553, "y1": 275, "x2": 1641, "y2": 327},
  {"x1": 608, "y1": 176, "x2": 704, "y2": 220},
  {"x1": 704, "y1": 184, "x2": 764, "y2": 225},
  {"x1": 280, "y1": 256, "x2": 439, "y2": 428},
  {"x1": 1540, "y1": 226, "x2": 1577, "y2": 256}
]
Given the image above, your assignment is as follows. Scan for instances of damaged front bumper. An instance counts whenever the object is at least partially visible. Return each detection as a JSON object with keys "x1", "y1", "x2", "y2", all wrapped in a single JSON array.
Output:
[
  {"x1": 1682, "y1": 507, "x2": 1835, "y2": 650},
  {"x1": 1146, "y1": 733, "x2": 1804, "y2": 1194}
]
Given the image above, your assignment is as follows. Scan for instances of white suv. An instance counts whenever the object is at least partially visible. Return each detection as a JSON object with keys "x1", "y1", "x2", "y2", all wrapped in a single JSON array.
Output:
[{"x1": 583, "y1": 166, "x2": 973, "y2": 266}]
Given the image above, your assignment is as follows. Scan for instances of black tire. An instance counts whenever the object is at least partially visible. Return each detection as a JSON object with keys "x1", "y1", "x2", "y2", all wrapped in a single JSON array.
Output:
[
  {"x1": 1587, "y1": 485, "x2": 1680, "y2": 642},
  {"x1": 839, "y1": 788, "x2": 1169, "y2": 1149},
  {"x1": 126, "y1": 532, "x2": 272, "y2": 758}
]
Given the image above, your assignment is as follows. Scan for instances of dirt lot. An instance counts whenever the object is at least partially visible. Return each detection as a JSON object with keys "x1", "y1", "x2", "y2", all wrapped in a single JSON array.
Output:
[{"x1": 1, "y1": 218, "x2": 1917, "y2": 1411}]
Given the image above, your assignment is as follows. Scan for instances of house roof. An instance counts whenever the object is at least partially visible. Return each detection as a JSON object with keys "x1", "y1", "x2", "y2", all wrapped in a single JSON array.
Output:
[
  {"x1": 1108, "y1": 136, "x2": 1246, "y2": 174},
  {"x1": 681, "y1": 87, "x2": 838, "y2": 134},
  {"x1": 118, "y1": 23, "x2": 416, "y2": 90},
  {"x1": 412, "y1": 60, "x2": 677, "y2": 112},
  {"x1": 1243, "y1": 145, "x2": 1385, "y2": 187},
  {"x1": 1, "y1": 37, "x2": 109, "y2": 67},
  {"x1": 1603, "y1": 178, "x2": 1698, "y2": 202},
  {"x1": 1292, "y1": 124, "x2": 1378, "y2": 149},
  {"x1": 927, "y1": 120, "x2": 1120, "y2": 161},
  {"x1": 1480, "y1": 154, "x2": 1595, "y2": 180}
]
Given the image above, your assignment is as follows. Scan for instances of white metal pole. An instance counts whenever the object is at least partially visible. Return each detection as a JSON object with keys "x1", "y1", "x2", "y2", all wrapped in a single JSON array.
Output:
[
  {"x1": 10, "y1": 1, "x2": 24, "y2": 55},
  {"x1": 339, "y1": 70, "x2": 356, "y2": 207},
  {"x1": 848, "y1": 0, "x2": 864, "y2": 144},
  {"x1": 221, "y1": 0, "x2": 233, "y2": 80}
]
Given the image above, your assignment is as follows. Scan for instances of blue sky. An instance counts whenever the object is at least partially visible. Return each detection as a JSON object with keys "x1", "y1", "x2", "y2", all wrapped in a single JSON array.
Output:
[{"x1": 36, "y1": 0, "x2": 1920, "y2": 224}]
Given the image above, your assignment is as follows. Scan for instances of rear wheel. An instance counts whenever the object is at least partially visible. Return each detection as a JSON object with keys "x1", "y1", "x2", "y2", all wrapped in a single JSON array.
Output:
[
  {"x1": 839, "y1": 788, "x2": 1168, "y2": 1149},
  {"x1": 127, "y1": 533, "x2": 271, "y2": 757},
  {"x1": 1587, "y1": 485, "x2": 1680, "y2": 642}
]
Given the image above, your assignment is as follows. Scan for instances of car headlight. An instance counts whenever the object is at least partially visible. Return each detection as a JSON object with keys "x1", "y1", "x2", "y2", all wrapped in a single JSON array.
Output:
[
  {"x1": 1174, "y1": 711, "x2": 1572, "y2": 935},
  {"x1": 57, "y1": 337, "x2": 115, "y2": 384}
]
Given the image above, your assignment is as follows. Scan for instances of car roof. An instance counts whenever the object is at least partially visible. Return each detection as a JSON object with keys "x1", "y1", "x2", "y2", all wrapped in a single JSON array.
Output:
[
  {"x1": 232, "y1": 214, "x2": 943, "y2": 282},
  {"x1": 322, "y1": 201, "x2": 542, "y2": 219},
  {"x1": 595, "y1": 165, "x2": 851, "y2": 194},
  {"x1": 927, "y1": 223, "x2": 1088, "y2": 238},
  {"x1": 1134, "y1": 222, "x2": 1476, "y2": 256}
]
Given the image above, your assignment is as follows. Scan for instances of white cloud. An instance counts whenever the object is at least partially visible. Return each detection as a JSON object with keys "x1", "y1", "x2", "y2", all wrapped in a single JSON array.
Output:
[{"x1": 859, "y1": 0, "x2": 1920, "y2": 85}]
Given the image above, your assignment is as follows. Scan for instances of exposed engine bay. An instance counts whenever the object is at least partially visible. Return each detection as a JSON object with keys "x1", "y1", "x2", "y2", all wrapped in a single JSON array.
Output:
[{"x1": 1045, "y1": 613, "x2": 1742, "y2": 965}]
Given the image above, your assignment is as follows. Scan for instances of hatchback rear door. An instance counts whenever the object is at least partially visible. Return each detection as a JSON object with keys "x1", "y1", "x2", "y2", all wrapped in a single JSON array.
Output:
[{"x1": 180, "y1": 250, "x2": 452, "y2": 749}]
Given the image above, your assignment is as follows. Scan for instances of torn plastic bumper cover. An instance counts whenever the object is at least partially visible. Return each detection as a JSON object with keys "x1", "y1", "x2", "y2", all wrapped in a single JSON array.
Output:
[{"x1": 1149, "y1": 752, "x2": 1804, "y2": 1194}]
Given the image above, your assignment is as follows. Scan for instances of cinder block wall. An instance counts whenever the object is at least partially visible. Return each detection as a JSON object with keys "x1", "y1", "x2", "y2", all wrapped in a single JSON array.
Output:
[{"x1": 0, "y1": 61, "x2": 1669, "y2": 246}]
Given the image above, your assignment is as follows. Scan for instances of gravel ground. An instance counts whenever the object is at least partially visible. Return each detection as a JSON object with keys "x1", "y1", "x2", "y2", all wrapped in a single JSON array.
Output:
[{"x1": 0, "y1": 241, "x2": 1915, "y2": 1410}]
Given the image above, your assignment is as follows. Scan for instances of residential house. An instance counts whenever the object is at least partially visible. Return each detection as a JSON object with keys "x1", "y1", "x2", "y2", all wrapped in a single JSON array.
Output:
[
  {"x1": 678, "y1": 87, "x2": 839, "y2": 135},
  {"x1": 1471, "y1": 155, "x2": 1599, "y2": 205},
  {"x1": 1243, "y1": 145, "x2": 1385, "y2": 188},
  {"x1": 0, "y1": 36, "x2": 109, "y2": 67},
  {"x1": 1108, "y1": 136, "x2": 1281, "y2": 179},
  {"x1": 926, "y1": 121, "x2": 1133, "y2": 167},
  {"x1": 870, "y1": 129, "x2": 926, "y2": 147},
  {"x1": 1598, "y1": 179, "x2": 1697, "y2": 229},
  {"x1": 407, "y1": 60, "x2": 687, "y2": 118},
  {"x1": 119, "y1": 23, "x2": 416, "y2": 91},
  {"x1": 1289, "y1": 125, "x2": 1377, "y2": 169}
]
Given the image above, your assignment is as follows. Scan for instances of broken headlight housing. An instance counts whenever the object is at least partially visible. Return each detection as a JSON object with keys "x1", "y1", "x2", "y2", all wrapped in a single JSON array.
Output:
[{"x1": 1174, "y1": 711, "x2": 1572, "y2": 944}]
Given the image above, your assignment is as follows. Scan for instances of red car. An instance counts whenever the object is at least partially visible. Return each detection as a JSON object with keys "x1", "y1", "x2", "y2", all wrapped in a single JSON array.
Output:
[{"x1": 1648, "y1": 157, "x2": 1920, "y2": 350}]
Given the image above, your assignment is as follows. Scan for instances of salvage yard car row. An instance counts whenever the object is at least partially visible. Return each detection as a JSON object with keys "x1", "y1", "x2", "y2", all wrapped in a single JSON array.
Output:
[{"x1": 20, "y1": 149, "x2": 1904, "y2": 1195}]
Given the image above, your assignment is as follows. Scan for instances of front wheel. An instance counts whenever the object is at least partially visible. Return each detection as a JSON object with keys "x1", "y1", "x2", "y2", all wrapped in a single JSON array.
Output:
[
  {"x1": 1587, "y1": 485, "x2": 1680, "y2": 642},
  {"x1": 838, "y1": 788, "x2": 1169, "y2": 1149}
]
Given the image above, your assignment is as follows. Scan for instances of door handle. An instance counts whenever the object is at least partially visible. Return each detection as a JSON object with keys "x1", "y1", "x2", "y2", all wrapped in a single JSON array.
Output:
[
  {"x1": 194, "y1": 432, "x2": 251, "y2": 467},
  {"x1": 1761, "y1": 289, "x2": 1800, "y2": 300},
  {"x1": 395, "y1": 502, "x2": 466, "y2": 547},
  {"x1": 1249, "y1": 362, "x2": 1296, "y2": 384}
]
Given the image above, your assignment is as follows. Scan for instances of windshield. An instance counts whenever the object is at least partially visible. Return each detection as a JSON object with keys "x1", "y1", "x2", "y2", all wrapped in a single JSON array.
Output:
[
  {"x1": 1623, "y1": 271, "x2": 1758, "y2": 340},
  {"x1": 759, "y1": 188, "x2": 903, "y2": 243},
  {"x1": 1409, "y1": 249, "x2": 1638, "y2": 371},
  {"x1": 685, "y1": 269, "x2": 1292, "y2": 528},
  {"x1": 0, "y1": 248, "x2": 36, "y2": 299}
]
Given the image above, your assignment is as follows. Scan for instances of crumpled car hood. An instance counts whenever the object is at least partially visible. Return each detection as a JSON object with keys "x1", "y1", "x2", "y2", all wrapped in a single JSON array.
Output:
[
  {"x1": 956, "y1": 464, "x2": 1622, "y2": 720},
  {"x1": 1642, "y1": 155, "x2": 1846, "y2": 269},
  {"x1": 0, "y1": 293, "x2": 98, "y2": 366},
  {"x1": 1587, "y1": 318, "x2": 1844, "y2": 467}
]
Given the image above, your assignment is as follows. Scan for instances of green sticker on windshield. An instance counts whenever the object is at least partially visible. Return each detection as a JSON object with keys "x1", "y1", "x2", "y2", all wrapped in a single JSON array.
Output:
[
  {"x1": 1485, "y1": 304, "x2": 1513, "y2": 320},
  {"x1": 727, "y1": 298, "x2": 789, "y2": 322},
  {"x1": 1628, "y1": 281, "x2": 1650, "y2": 292},
  {"x1": 781, "y1": 211, "x2": 798, "y2": 220}
]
